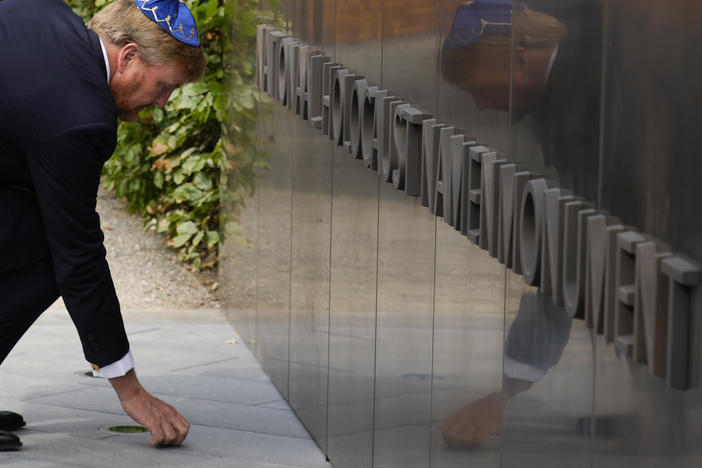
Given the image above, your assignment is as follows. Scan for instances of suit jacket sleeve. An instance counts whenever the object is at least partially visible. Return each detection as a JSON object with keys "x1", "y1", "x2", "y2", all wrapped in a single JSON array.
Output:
[{"x1": 24, "y1": 123, "x2": 129, "y2": 368}]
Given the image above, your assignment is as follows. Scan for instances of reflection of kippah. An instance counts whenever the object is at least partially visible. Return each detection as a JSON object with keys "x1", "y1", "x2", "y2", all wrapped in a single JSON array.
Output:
[
  {"x1": 444, "y1": 0, "x2": 512, "y2": 49},
  {"x1": 136, "y1": 0, "x2": 200, "y2": 46}
]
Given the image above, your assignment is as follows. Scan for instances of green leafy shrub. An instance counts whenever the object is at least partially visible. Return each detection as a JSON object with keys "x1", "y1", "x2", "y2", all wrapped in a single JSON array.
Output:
[{"x1": 66, "y1": 0, "x2": 268, "y2": 270}]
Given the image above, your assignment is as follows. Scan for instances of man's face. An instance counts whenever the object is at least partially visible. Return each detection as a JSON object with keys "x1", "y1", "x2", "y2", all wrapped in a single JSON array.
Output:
[
  {"x1": 111, "y1": 48, "x2": 188, "y2": 122},
  {"x1": 465, "y1": 68, "x2": 512, "y2": 111}
]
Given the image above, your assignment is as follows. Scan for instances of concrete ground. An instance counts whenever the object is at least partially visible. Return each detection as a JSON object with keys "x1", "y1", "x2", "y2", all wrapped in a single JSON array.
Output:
[{"x1": 0, "y1": 190, "x2": 331, "y2": 468}]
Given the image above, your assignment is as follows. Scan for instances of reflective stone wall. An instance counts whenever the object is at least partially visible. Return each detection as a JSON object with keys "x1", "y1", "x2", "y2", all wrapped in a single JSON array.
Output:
[{"x1": 220, "y1": 1, "x2": 702, "y2": 466}]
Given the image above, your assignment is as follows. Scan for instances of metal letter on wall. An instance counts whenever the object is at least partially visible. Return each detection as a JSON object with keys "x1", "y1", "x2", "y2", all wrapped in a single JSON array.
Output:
[
  {"x1": 481, "y1": 156, "x2": 509, "y2": 256},
  {"x1": 288, "y1": 42, "x2": 301, "y2": 111},
  {"x1": 497, "y1": 164, "x2": 521, "y2": 265},
  {"x1": 295, "y1": 45, "x2": 316, "y2": 118},
  {"x1": 633, "y1": 241, "x2": 672, "y2": 375},
  {"x1": 360, "y1": 85, "x2": 379, "y2": 170},
  {"x1": 453, "y1": 137, "x2": 478, "y2": 235},
  {"x1": 330, "y1": 67, "x2": 350, "y2": 144},
  {"x1": 541, "y1": 188, "x2": 574, "y2": 303},
  {"x1": 661, "y1": 256, "x2": 700, "y2": 390},
  {"x1": 307, "y1": 55, "x2": 330, "y2": 129},
  {"x1": 420, "y1": 120, "x2": 447, "y2": 212},
  {"x1": 509, "y1": 171, "x2": 538, "y2": 275},
  {"x1": 447, "y1": 134, "x2": 469, "y2": 229},
  {"x1": 266, "y1": 30, "x2": 286, "y2": 99},
  {"x1": 466, "y1": 146, "x2": 494, "y2": 245},
  {"x1": 350, "y1": 79, "x2": 370, "y2": 159},
  {"x1": 614, "y1": 231, "x2": 647, "y2": 357},
  {"x1": 393, "y1": 105, "x2": 430, "y2": 195},
  {"x1": 278, "y1": 37, "x2": 297, "y2": 105},
  {"x1": 434, "y1": 126, "x2": 463, "y2": 221},
  {"x1": 372, "y1": 91, "x2": 396, "y2": 180},
  {"x1": 519, "y1": 178, "x2": 550, "y2": 286},
  {"x1": 586, "y1": 218, "x2": 625, "y2": 342},
  {"x1": 322, "y1": 63, "x2": 341, "y2": 135},
  {"x1": 562, "y1": 204, "x2": 595, "y2": 318},
  {"x1": 381, "y1": 98, "x2": 406, "y2": 182},
  {"x1": 256, "y1": 25, "x2": 269, "y2": 91}
]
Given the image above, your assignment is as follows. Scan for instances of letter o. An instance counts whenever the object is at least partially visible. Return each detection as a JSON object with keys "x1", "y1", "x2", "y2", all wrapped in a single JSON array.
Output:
[{"x1": 520, "y1": 178, "x2": 548, "y2": 286}]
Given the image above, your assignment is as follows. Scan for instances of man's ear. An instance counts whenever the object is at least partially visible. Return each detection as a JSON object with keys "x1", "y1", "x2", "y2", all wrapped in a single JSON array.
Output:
[
  {"x1": 514, "y1": 46, "x2": 529, "y2": 78},
  {"x1": 116, "y1": 43, "x2": 140, "y2": 74}
]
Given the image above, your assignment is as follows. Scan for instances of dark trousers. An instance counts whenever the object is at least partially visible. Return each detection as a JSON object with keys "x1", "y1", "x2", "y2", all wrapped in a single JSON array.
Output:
[{"x1": 0, "y1": 186, "x2": 60, "y2": 364}]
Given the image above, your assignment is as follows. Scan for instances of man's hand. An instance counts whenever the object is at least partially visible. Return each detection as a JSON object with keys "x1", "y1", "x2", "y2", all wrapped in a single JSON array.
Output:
[
  {"x1": 440, "y1": 392, "x2": 506, "y2": 449},
  {"x1": 109, "y1": 369, "x2": 190, "y2": 446}
]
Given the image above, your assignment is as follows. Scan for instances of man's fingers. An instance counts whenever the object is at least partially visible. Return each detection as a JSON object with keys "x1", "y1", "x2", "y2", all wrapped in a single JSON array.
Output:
[
  {"x1": 172, "y1": 422, "x2": 188, "y2": 446},
  {"x1": 148, "y1": 421, "x2": 166, "y2": 446},
  {"x1": 173, "y1": 417, "x2": 190, "y2": 441},
  {"x1": 174, "y1": 411, "x2": 190, "y2": 431},
  {"x1": 160, "y1": 420, "x2": 178, "y2": 445}
]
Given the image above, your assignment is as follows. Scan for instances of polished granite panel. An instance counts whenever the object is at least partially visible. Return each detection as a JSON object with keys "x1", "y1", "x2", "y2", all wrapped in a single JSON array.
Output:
[
  {"x1": 502, "y1": 2, "x2": 601, "y2": 467},
  {"x1": 430, "y1": 228, "x2": 505, "y2": 468},
  {"x1": 502, "y1": 276, "x2": 594, "y2": 468},
  {"x1": 284, "y1": 0, "x2": 336, "y2": 455},
  {"x1": 381, "y1": 0, "x2": 442, "y2": 116},
  {"x1": 220, "y1": 134, "x2": 260, "y2": 349},
  {"x1": 254, "y1": 103, "x2": 292, "y2": 398},
  {"x1": 326, "y1": 145, "x2": 379, "y2": 468},
  {"x1": 288, "y1": 105, "x2": 333, "y2": 452},
  {"x1": 371, "y1": 4, "x2": 440, "y2": 466},
  {"x1": 325, "y1": 3, "x2": 382, "y2": 467},
  {"x1": 510, "y1": 0, "x2": 603, "y2": 201},
  {"x1": 599, "y1": 0, "x2": 702, "y2": 261},
  {"x1": 593, "y1": 0, "x2": 702, "y2": 466},
  {"x1": 373, "y1": 187, "x2": 435, "y2": 468},
  {"x1": 219, "y1": 1, "x2": 702, "y2": 467},
  {"x1": 430, "y1": 2, "x2": 508, "y2": 467}
]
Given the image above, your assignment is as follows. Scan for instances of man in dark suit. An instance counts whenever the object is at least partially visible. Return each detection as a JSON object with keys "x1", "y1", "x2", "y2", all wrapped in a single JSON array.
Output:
[
  {"x1": 0, "y1": 0, "x2": 205, "y2": 450},
  {"x1": 438, "y1": 0, "x2": 602, "y2": 448}
]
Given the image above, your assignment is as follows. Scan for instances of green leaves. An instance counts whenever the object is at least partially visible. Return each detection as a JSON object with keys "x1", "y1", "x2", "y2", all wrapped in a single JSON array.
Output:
[{"x1": 93, "y1": 0, "x2": 268, "y2": 271}]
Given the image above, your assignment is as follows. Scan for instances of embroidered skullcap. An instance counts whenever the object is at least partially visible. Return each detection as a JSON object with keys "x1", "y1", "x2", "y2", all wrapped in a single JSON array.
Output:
[
  {"x1": 444, "y1": 0, "x2": 512, "y2": 48},
  {"x1": 136, "y1": 0, "x2": 200, "y2": 46}
]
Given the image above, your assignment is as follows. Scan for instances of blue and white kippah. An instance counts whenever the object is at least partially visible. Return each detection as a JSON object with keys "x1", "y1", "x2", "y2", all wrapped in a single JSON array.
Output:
[
  {"x1": 444, "y1": 0, "x2": 512, "y2": 49},
  {"x1": 136, "y1": 0, "x2": 200, "y2": 47}
]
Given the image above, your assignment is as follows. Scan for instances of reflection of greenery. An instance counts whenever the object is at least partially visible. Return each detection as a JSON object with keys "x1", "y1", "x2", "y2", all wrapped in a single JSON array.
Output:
[{"x1": 67, "y1": 0, "x2": 270, "y2": 270}]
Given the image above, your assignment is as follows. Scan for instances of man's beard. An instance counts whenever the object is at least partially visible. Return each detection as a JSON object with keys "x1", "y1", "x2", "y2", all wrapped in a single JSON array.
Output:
[{"x1": 112, "y1": 80, "x2": 145, "y2": 122}]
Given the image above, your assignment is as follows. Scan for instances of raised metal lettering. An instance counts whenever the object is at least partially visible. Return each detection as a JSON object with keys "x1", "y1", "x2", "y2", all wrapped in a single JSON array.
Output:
[
  {"x1": 633, "y1": 241, "x2": 672, "y2": 375},
  {"x1": 661, "y1": 256, "x2": 700, "y2": 390},
  {"x1": 360, "y1": 85, "x2": 379, "y2": 169},
  {"x1": 420, "y1": 120, "x2": 447, "y2": 211},
  {"x1": 307, "y1": 55, "x2": 330, "y2": 129},
  {"x1": 350, "y1": 79, "x2": 369, "y2": 159},
  {"x1": 519, "y1": 178, "x2": 549, "y2": 286},
  {"x1": 562, "y1": 204, "x2": 595, "y2": 318}
]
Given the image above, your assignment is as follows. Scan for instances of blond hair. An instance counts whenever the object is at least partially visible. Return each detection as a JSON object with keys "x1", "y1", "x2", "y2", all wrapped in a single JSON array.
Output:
[
  {"x1": 441, "y1": 2, "x2": 567, "y2": 90},
  {"x1": 89, "y1": 0, "x2": 206, "y2": 82}
]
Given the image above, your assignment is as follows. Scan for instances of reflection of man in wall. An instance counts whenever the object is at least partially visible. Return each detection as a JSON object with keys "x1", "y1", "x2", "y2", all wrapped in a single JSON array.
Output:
[
  {"x1": 438, "y1": 0, "x2": 603, "y2": 448},
  {"x1": 441, "y1": 293, "x2": 572, "y2": 448},
  {"x1": 441, "y1": 0, "x2": 602, "y2": 201},
  {"x1": 441, "y1": 1, "x2": 566, "y2": 113}
]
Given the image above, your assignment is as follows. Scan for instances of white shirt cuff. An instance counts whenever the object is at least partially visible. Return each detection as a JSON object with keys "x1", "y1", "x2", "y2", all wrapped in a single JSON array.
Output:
[
  {"x1": 504, "y1": 357, "x2": 547, "y2": 383},
  {"x1": 91, "y1": 350, "x2": 134, "y2": 378}
]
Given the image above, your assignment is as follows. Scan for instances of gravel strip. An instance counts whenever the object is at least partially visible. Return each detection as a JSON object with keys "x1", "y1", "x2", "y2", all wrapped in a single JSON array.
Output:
[{"x1": 49, "y1": 188, "x2": 219, "y2": 312}]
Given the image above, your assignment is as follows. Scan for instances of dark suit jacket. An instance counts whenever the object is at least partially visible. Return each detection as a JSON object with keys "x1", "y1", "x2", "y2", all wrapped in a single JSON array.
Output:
[
  {"x1": 534, "y1": 1, "x2": 603, "y2": 203},
  {"x1": 0, "y1": 0, "x2": 129, "y2": 367}
]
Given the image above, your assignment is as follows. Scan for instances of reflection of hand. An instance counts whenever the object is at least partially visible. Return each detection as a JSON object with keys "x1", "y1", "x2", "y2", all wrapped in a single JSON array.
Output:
[
  {"x1": 440, "y1": 392, "x2": 506, "y2": 449},
  {"x1": 110, "y1": 369, "x2": 190, "y2": 446}
]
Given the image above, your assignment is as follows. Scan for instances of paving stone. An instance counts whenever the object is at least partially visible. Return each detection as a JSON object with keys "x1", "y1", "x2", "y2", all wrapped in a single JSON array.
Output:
[{"x1": 0, "y1": 189, "x2": 331, "y2": 467}]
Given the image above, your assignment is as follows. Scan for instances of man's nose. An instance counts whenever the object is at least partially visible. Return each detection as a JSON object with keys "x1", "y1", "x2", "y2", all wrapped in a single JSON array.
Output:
[{"x1": 155, "y1": 90, "x2": 173, "y2": 108}]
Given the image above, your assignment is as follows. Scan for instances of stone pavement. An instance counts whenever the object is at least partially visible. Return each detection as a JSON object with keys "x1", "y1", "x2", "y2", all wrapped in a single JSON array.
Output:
[{"x1": 0, "y1": 191, "x2": 331, "y2": 468}]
